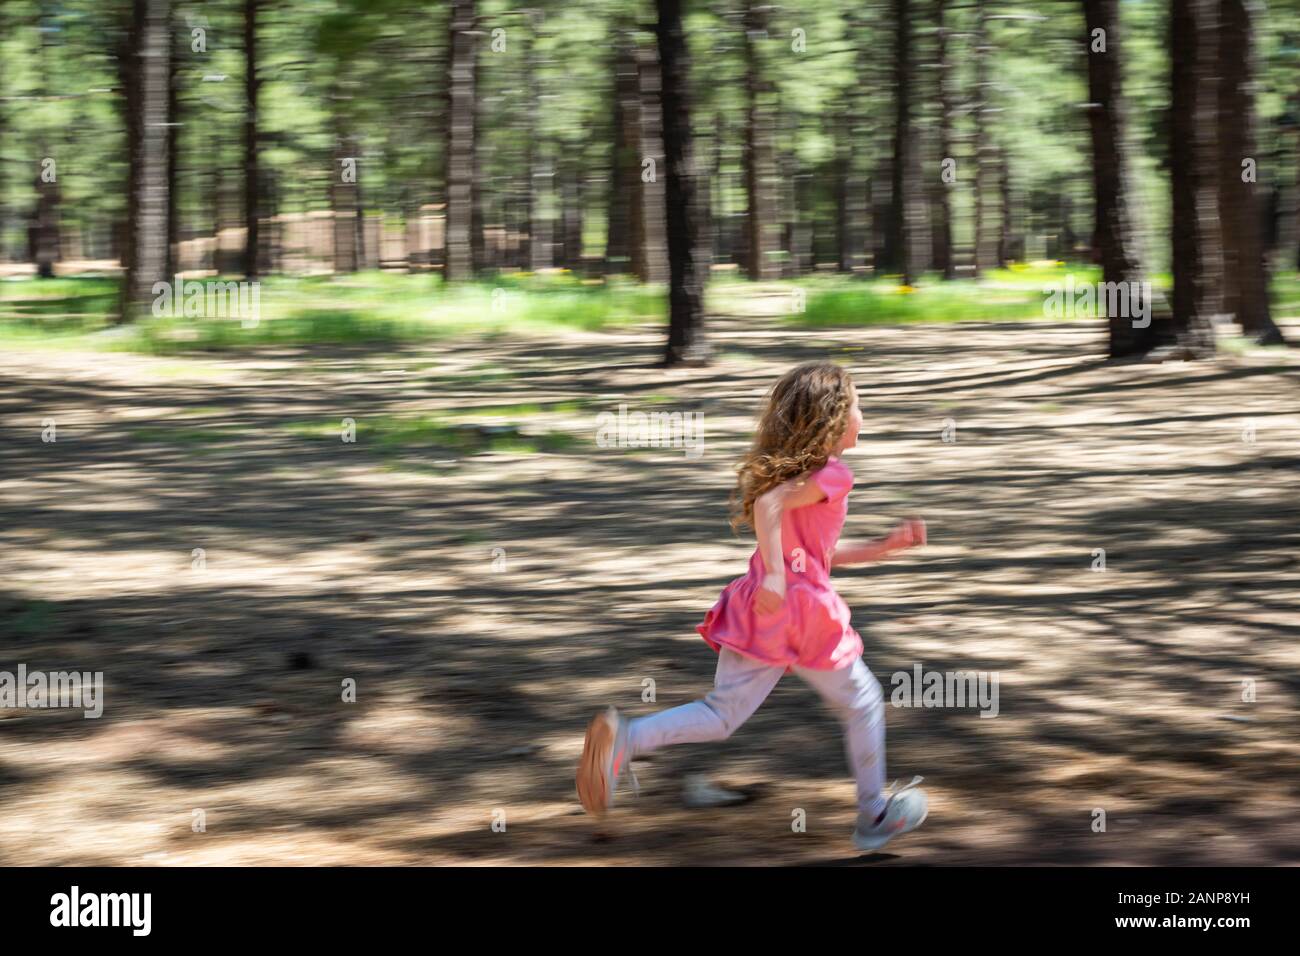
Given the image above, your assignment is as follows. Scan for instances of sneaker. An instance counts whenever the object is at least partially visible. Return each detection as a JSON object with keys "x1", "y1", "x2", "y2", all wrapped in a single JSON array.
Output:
[
  {"x1": 576, "y1": 707, "x2": 635, "y2": 815},
  {"x1": 852, "y1": 775, "x2": 928, "y2": 851},
  {"x1": 682, "y1": 774, "x2": 748, "y2": 809}
]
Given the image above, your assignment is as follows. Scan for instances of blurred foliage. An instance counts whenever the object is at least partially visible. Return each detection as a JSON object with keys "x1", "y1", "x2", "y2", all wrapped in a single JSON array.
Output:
[
  {"x1": 0, "y1": 0, "x2": 1293, "y2": 261},
  {"x1": 3, "y1": 0, "x2": 1300, "y2": 318}
]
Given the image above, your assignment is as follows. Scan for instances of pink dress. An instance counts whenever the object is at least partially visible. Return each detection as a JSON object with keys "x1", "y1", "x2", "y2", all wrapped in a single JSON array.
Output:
[{"x1": 697, "y1": 457, "x2": 863, "y2": 672}]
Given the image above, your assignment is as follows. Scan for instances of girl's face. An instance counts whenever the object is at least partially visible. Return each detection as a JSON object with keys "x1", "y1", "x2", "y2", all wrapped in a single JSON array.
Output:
[{"x1": 835, "y1": 383, "x2": 862, "y2": 454}]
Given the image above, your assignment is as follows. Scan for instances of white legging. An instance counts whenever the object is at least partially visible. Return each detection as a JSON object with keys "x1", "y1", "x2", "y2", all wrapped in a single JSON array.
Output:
[{"x1": 626, "y1": 647, "x2": 888, "y2": 821}]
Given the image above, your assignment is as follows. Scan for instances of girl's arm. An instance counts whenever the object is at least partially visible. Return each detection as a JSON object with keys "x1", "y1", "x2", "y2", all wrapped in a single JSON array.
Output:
[
  {"x1": 753, "y1": 476, "x2": 828, "y2": 614},
  {"x1": 831, "y1": 517, "x2": 926, "y2": 568}
]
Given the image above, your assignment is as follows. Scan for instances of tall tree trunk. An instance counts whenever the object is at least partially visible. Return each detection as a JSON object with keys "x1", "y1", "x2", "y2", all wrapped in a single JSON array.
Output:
[
  {"x1": 242, "y1": 0, "x2": 259, "y2": 278},
  {"x1": 560, "y1": 160, "x2": 584, "y2": 270},
  {"x1": 352, "y1": 137, "x2": 367, "y2": 270},
  {"x1": 784, "y1": 112, "x2": 811, "y2": 277},
  {"x1": 742, "y1": 0, "x2": 775, "y2": 280},
  {"x1": 637, "y1": 38, "x2": 669, "y2": 284},
  {"x1": 117, "y1": 5, "x2": 141, "y2": 281},
  {"x1": 525, "y1": 15, "x2": 553, "y2": 274},
  {"x1": 524, "y1": 17, "x2": 541, "y2": 272},
  {"x1": 656, "y1": 0, "x2": 706, "y2": 365},
  {"x1": 121, "y1": 0, "x2": 172, "y2": 322},
  {"x1": 530, "y1": 159, "x2": 553, "y2": 272},
  {"x1": 165, "y1": 14, "x2": 180, "y2": 277},
  {"x1": 882, "y1": 0, "x2": 918, "y2": 284},
  {"x1": 792, "y1": 162, "x2": 813, "y2": 276},
  {"x1": 0, "y1": 2, "x2": 6, "y2": 263},
  {"x1": 843, "y1": 11, "x2": 873, "y2": 274},
  {"x1": 972, "y1": 0, "x2": 998, "y2": 275},
  {"x1": 833, "y1": 105, "x2": 852, "y2": 272},
  {"x1": 1218, "y1": 0, "x2": 1284, "y2": 344},
  {"x1": 606, "y1": 27, "x2": 636, "y2": 273},
  {"x1": 1059, "y1": 191, "x2": 1077, "y2": 260},
  {"x1": 208, "y1": 147, "x2": 220, "y2": 270},
  {"x1": 1294, "y1": 131, "x2": 1300, "y2": 272},
  {"x1": 932, "y1": 0, "x2": 955, "y2": 279},
  {"x1": 1083, "y1": 0, "x2": 1166, "y2": 357},
  {"x1": 33, "y1": 169, "x2": 61, "y2": 279},
  {"x1": 331, "y1": 112, "x2": 358, "y2": 274},
  {"x1": 470, "y1": 42, "x2": 487, "y2": 275},
  {"x1": 1169, "y1": 0, "x2": 1220, "y2": 356},
  {"x1": 1262, "y1": 132, "x2": 1286, "y2": 267},
  {"x1": 121, "y1": 10, "x2": 140, "y2": 281},
  {"x1": 444, "y1": 0, "x2": 476, "y2": 282},
  {"x1": 33, "y1": 1, "x2": 60, "y2": 278},
  {"x1": 426, "y1": 37, "x2": 445, "y2": 275},
  {"x1": 260, "y1": 171, "x2": 278, "y2": 274},
  {"x1": 869, "y1": 162, "x2": 888, "y2": 271},
  {"x1": 709, "y1": 109, "x2": 725, "y2": 265},
  {"x1": 997, "y1": 143, "x2": 1014, "y2": 266}
]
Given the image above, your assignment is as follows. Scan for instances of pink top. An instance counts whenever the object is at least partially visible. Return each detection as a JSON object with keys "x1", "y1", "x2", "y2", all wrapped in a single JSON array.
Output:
[{"x1": 697, "y1": 457, "x2": 862, "y2": 672}]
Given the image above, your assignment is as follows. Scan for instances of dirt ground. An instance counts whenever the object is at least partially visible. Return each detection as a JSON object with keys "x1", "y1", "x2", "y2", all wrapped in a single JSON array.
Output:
[{"x1": 1, "y1": 313, "x2": 1298, "y2": 866}]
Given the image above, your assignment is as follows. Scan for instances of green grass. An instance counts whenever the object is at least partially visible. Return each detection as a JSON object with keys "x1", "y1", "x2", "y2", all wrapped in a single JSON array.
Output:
[
  {"x1": 1270, "y1": 271, "x2": 1300, "y2": 318},
  {"x1": 282, "y1": 414, "x2": 578, "y2": 456},
  {"x1": 3, "y1": 266, "x2": 1297, "y2": 348},
  {"x1": 791, "y1": 265, "x2": 1300, "y2": 328},
  {"x1": 1217, "y1": 335, "x2": 1293, "y2": 356},
  {"x1": 793, "y1": 264, "x2": 1106, "y2": 327},
  {"x1": 0, "y1": 271, "x2": 664, "y2": 352},
  {"x1": 440, "y1": 400, "x2": 588, "y2": 420},
  {"x1": 0, "y1": 276, "x2": 119, "y2": 342}
]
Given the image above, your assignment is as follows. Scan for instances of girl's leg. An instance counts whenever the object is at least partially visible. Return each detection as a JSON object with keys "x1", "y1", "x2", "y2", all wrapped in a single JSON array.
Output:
[
  {"x1": 626, "y1": 648, "x2": 784, "y2": 758},
  {"x1": 794, "y1": 657, "x2": 888, "y2": 822}
]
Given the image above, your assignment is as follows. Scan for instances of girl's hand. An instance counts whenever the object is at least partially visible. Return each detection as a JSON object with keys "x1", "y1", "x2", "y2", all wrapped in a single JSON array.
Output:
[
  {"x1": 755, "y1": 571, "x2": 786, "y2": 615},
  {"x1": 890, "y1": 517, "x2": 927, "y2": 550}
]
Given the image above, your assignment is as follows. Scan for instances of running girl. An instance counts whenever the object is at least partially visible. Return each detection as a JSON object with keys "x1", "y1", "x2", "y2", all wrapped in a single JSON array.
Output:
[{"x1": 576, "y1": 362, "x2": 929, "y2": 851}]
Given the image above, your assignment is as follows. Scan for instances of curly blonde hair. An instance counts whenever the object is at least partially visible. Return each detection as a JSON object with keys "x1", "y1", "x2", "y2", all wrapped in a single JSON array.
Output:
[{"x1": 729, "y1": 362, "x2": 855, "y2": 532}]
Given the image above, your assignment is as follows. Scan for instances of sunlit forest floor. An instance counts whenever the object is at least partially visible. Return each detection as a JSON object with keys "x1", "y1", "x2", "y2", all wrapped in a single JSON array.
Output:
[{"x1": 1, "y1": 296, "x2": 1299, "y2": 865}]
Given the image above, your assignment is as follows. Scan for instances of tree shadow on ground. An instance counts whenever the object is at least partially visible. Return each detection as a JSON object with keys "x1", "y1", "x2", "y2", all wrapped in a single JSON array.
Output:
[{"x1": 1, "y1": 316, "x2": 1297, "y2": 864}]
